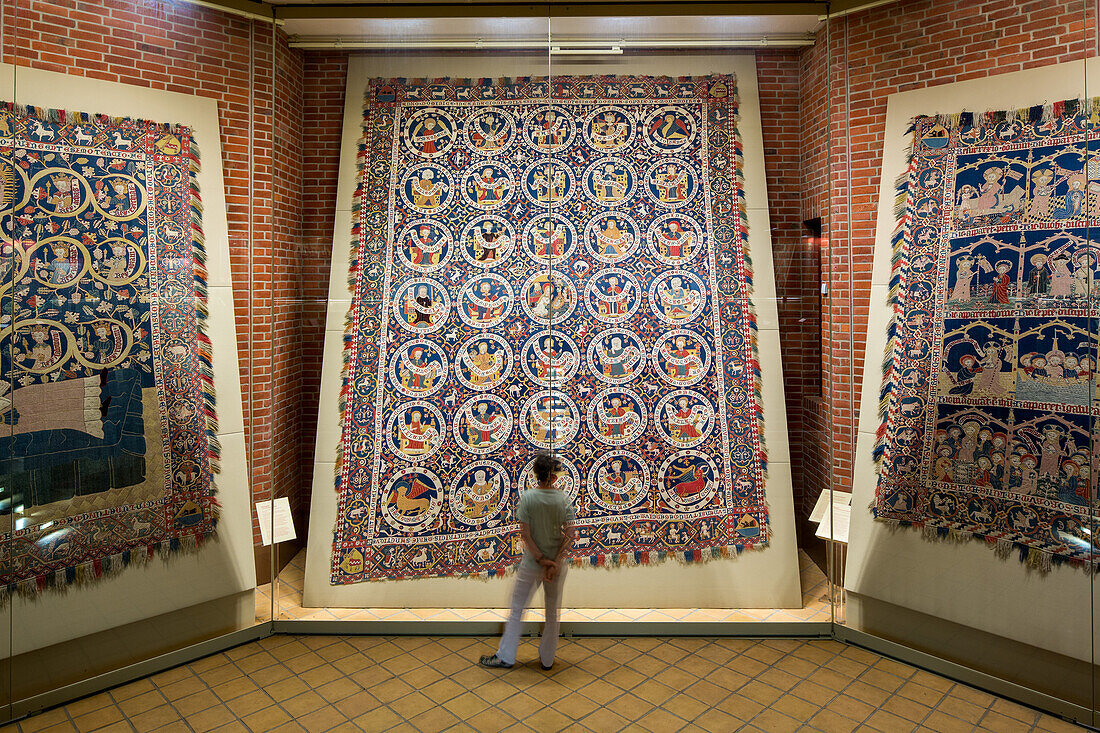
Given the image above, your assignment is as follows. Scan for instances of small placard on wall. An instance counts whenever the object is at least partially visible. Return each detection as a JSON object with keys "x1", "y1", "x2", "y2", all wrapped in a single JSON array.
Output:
[{"x1": 255, "y1": 497, "x2": 297, "y2": 546}]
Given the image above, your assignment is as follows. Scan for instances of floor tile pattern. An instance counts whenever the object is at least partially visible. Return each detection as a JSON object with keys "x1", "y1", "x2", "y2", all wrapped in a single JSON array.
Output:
[
  {"x1": 262, "y1": 549, "x2": 835, "y2": 625},
  {"x1": 4, "y1": 635, "x2": 1084, "y2": 732}
]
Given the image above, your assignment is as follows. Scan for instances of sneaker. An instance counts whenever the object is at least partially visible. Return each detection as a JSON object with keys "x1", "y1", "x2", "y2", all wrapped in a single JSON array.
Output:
[{"x1": 479, "y1": 654, "x2": 513, "y2": 669}]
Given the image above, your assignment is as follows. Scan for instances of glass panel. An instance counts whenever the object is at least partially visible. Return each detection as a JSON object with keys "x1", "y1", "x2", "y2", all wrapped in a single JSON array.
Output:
[
  {"x1": 832, "y1": 0, "x2": 1094, "y2": 721},
  {"x1": 279, "y1": 12, "x2": 556, "y2": 621},
  {"x1": 0, "y1": 0, "x2": 13, "y2": 719},
  {"x1": 538, "y1": 12, "x2": 830, "y2": 624},
  {"x1": 6, "y1": 0, "x2": 270, "y2": 708}
]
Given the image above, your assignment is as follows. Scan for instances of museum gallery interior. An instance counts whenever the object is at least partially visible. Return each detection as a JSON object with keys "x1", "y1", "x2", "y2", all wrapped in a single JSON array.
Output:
[{"x1": 1, "y1": 0, "x2": 1099, "y2": 729}]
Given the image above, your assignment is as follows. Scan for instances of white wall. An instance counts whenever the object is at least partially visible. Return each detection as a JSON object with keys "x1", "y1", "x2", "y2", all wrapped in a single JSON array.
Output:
[{"x1": 304, "y1": 52, "x2": 802, "y2": 609}]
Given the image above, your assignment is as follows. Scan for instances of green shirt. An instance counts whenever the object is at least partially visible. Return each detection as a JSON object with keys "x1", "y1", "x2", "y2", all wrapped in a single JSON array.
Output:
[{"x1": 517, "y1": 487, "x2": 575, "y2": 570}]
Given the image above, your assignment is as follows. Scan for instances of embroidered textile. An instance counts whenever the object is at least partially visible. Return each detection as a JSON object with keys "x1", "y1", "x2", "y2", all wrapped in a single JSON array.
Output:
[
  {"x1": 333, "y1": 75, "x2": 767, "y2": 583},
  {"x1": 0, "y1": 104, "x2": 219, "y2": 598},
  {"x1": 875, "y1": 101, "x2": 1100, "y2": 571}
]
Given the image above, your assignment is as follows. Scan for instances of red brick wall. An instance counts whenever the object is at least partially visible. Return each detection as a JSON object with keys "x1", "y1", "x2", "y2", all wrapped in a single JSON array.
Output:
[
  {"x1": 808, "y1": 0, "x2": 1096, "y2": 498},
  {"x1": 13, "y1": 0, "x2": 278, "y2": 547},
  {"x1": 298, "y1": 53, "x2": 349, "y2": 522},
  {"x1": 755, "y1": 50, "x2": 825, "y2": 521},
  {"x1": 273, "y1": 33, "x2": 306, "y2": 535}
]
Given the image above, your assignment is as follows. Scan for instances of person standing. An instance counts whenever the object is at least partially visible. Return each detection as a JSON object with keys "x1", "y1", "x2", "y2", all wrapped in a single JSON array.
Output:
[{"x1": 480, "y1": 452, "x2": 575, "y2": 670}]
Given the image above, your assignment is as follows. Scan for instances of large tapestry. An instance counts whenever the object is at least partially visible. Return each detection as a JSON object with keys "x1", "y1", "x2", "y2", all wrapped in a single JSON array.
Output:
[
  {"x1": 333, "y1": 75, "x2": 767, "y2": 583},
  {"x1": 875, "y1": 100, "x2": 1100, "y2": 571},
  {"x1": 0, "y1": 104, "x2": 219, "y2": 599}
]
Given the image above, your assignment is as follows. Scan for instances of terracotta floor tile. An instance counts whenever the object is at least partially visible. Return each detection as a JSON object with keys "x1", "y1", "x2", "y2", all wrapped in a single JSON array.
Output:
[
  {"x1": 241, "y1": 705, "x2": 294, "y2": 733},
  {"x1": 749, "y1": 707, "x2": 801, "y2": 733},
  {"x1": 295, "y1": 705, "x2": 347, "y2": 733},
  {"x1": 70, "y1": 705, "x2": 125, "y2": 733},
  {"x1": 10, "y1": 632, "x2": 1082, "y2": 733}
]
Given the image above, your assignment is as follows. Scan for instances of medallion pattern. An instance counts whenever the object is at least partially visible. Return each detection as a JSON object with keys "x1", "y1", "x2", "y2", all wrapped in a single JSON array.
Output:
[{"x1": 333, "y1": 75, "x2": 766, "y2": 582}]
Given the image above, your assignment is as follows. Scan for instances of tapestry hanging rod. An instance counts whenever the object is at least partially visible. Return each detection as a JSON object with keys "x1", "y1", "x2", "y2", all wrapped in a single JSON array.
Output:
[{"x1": 287, "y1": 35, "x2": 815, "y2": 49}]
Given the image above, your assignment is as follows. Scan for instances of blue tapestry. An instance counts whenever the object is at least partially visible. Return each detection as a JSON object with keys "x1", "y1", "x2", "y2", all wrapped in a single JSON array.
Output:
[
  {"x1": 0, "y1": 104, "x2": 219, "y2": 598},
  {"x1": 876, "y1": 100, "x2": 1100, "y2": 571},
  {"x1": 332, "y1": 75, "x2": 768, "y2": 583}
]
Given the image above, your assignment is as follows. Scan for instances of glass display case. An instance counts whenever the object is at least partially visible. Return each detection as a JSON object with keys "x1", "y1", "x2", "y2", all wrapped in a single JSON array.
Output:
[{"x1": 0, "y1": 0, "x2": 1096, "y2": 726}]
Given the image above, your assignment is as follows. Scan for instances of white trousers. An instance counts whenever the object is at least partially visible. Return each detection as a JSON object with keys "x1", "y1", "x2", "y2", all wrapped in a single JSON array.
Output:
[{"x1": 496, "y1": 562, "x2": 567, "y2": 667}]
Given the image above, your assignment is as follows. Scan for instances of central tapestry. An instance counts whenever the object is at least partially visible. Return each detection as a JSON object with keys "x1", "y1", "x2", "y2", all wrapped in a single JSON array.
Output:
[{"x1": 332, "y1": 75, "x2": 767, "y2": 583}]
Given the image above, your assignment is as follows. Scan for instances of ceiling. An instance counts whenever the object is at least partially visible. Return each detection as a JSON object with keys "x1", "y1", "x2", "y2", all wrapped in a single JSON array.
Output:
[{"x1": 280, "y1": 15, "x2": 822, "y2": 46}]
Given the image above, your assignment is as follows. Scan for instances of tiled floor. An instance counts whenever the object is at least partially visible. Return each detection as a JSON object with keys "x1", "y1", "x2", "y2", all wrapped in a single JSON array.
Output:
[
  {"x1": 259, "y1": 549, "x2": 836, "y2": 625},
  {"x1": 4, "y1": 634, "x2": 1084, "y2": 732}
]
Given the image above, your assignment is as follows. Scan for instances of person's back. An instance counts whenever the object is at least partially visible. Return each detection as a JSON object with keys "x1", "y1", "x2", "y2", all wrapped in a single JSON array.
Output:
[
  {"x1": 517, "y1": 486, "x2": 571, "y2": 573},
  {"x1": 480, "y1": 451, "x2": 574, "y2": 670}
]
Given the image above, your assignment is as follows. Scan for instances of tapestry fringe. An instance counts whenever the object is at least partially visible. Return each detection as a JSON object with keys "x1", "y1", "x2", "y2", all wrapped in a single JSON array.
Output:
[
  {"x1": 3, "y1": 101, "x2": 193, "y2": 136},
  {"x1": 457, "y1": 540, "x2": 768, "y2": 582},
  {"x1": 2, "y1": 528, "x2": 216, "y2": 604},
  {"x1": 729, "y1": 86, "x2": 769, "y2": 483},
  {"x1": 871, "y1": 503, "x2": 1097, "y2": 574}
]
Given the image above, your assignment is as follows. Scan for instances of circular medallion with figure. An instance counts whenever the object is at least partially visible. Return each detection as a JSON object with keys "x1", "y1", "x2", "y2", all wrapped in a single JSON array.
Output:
[
  {"x1": 523, "y1": 105, "x2": 576, "y2": 152},
  {"x1": 458, "y1": 215, "x2": 515, "y2": 267},
  {"x1": 642, "y1": 158, "x2": 698, "y2": 209},
  {"x1": 583, "y1": 267, "x2": 642, "y2": 324},
  {"x1": 520, "y1": 271, "x2": 577, "y2": 325},
  {"x1": 381, "y1": 467, "x2": 444, "y2": 534},
  {"x1": 522, "y1": 213, "x2": 578, "y2": 264},
  {"x1": 658, "y1": 451, "x2": 719, "y2": 512},
  {"x1": 392, "y1": 278, "x2": 450, "y2": 334},
  {"x1": 453, "y1": 394, "x2": 513, "y2": 455},
  {"x1": 584, "y1": 212, "x2": 640, "y2": 265},
  {"x1": 582, "y1": 106, "x2": 636, "y2": 152},
  {"x1": 522, "y1": 158, "x2": 575, "y2": 206},
  {"x1": 395, "y1": 219, "x2": 452, "y2": 273},
  {"x1": 461, "y1": 163, "x2": 515, "y2": 211},
  {"x1": 454, "y1": 333, "x2": 513, "y2": 391},
  {"x1": 520, "y1": 330, "x2": 580, "y2": 387},
  {"x1": 586, "y1": 328, "x2": 645, "y2": 385},
  {"x1": 586, "y1": 451, "x2": 651, "y2": 512},
  {"x1": 647, "y1": 213, "x2": 704, "y2": 265},
  {"x1": 582, "y1": 156, "x2": 636, "y2": 207},
  {"x1": 462, "y1": 108, "x2": 516, "y2": 156},
  {"x1": 449, "y1": 461, "x2": 510, "y2": 527},
  {"x1": 649, "y1": 270, "x2": 706, "y2": 325},
  {"x1": 587, "y1": 387, "x2": 647, "y2": 447},
  {"x1": 402, "y1": 108, "x2": 457, "y2": 159},
  {"x1": 399, "y1": 163, "x2": 453, "y2": 213},
  {"x1": 388, "y1": 340, "x2": 448, "y2": 398},
  {"x1": 457, "y1": 272, "x2": 513, "y2": 329},
  {"x1": 385, "y1": 401, "x2": 446, "y2": 463},
  {"x1": 655, "y1": 390, "x2": 714, "y2": 449},
  {"x1": 519, "y1": 389, "x2": 580, "y2": 448},
  {"x1": 652, "y1": 329, "x2": 711, "y2": 386},
  {"x1": 642, "y1": 106, "x2": 697, "y2": 154}
]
